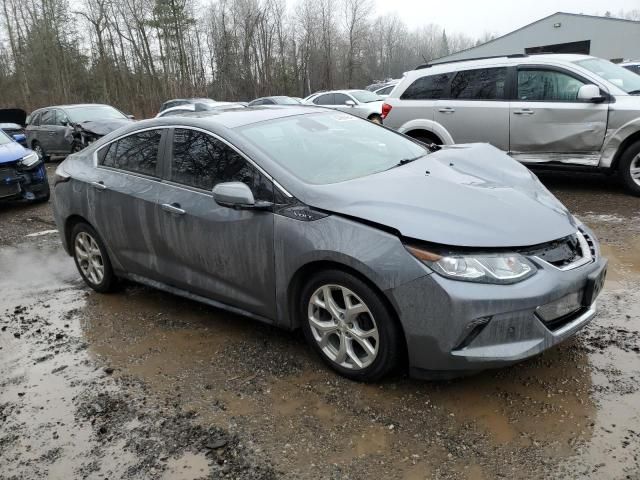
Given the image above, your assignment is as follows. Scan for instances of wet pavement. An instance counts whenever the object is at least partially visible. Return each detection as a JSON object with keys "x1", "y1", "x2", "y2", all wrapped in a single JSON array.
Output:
[{"x1": 1, "y1": 165, "x2": 639, "y2": 479}]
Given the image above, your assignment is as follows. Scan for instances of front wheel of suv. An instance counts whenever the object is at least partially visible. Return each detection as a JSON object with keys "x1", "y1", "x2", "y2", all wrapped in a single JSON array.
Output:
[{"x1": 619, "y1": 140, "x2": 640, "y2": 196}]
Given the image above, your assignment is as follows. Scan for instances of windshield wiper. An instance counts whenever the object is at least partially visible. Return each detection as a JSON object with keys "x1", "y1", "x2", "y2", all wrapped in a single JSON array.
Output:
[
  {"x1": 386, "y1": 154, "x2": 426, "y2": 170},
  {"x1": 628, "y1": 89, "x2": 640, "y2": 95}
]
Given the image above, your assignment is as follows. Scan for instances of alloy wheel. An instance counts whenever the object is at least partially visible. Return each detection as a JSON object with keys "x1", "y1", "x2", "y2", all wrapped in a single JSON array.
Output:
[
  {"x1": 74, "y1": 231, "x2": 105, "y2": 285},
  {"x1": 307, "y1": 284, "x2": 379, "y2": 370},
  {"x1": 630, "y1": 153, "x2": 640, "y2": 187}
]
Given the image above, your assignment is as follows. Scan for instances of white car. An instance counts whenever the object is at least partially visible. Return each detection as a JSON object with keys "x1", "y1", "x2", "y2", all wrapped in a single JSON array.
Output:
[
  {"x1": 155, "y1": 102, "x2": 245, "y2": 118},
  {"x1": 621, "y1": 61, "x2": 640, "y2": 76},
  {"x1": 304, "y1": 90, "x2": 384, "y2": 123},
  {"x1": 373, "y1": 82, "x2": 399, "y2": 98}
]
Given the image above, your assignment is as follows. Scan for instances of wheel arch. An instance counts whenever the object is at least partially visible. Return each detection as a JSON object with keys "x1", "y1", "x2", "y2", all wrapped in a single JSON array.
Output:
[
  {"x1": 63, "y1": 214, "x2": 95, "y2": 255},
  {"x1": 286, "y1": 260, "x2": 409, "y2": 362},
  {"x1": 610, "y1": 130, "x2": 640, "y2": 172},
  {"x1": 398, "y1": 119, "x2": 453, "y2": 145}
]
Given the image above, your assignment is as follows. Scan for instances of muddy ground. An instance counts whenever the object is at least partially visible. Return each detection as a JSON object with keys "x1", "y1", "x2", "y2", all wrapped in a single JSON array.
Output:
[{"x1": 1, "y1": 165, "x2": 639, "y2": 480}]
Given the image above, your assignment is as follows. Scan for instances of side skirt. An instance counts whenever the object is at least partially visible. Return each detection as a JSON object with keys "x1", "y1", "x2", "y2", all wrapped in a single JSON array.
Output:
[
  {"x1": 121, "y1": 272, "x2": 278, "y2": 327},
  {"x1": 510, "y1": 152, "x2": 601, "y2": 167}
]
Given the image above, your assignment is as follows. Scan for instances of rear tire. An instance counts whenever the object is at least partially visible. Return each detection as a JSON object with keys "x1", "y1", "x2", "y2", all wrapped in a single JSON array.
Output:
[
  {"x1": 618, "y1": 140, "x2": 640, "y2": 196},
  {"x1": 300, "y1": 269, "x2": 402, "y2": 381},
  {"x1": 71, "y1": 223, "x2": 117, "y2": 293},
  {"x1": 407, "y1": 131, "x2": 442, "y2": 146}
]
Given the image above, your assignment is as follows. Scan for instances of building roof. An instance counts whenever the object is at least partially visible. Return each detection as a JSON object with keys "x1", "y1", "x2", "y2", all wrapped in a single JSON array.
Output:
[{"x1": 432, "y1": 12, "x2": 640, "y2": 64}]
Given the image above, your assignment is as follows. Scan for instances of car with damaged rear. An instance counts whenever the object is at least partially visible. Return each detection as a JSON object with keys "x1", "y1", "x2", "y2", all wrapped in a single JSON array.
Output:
[
  {"x1": 52, "y1": 107, "x2": 607, "y2": 381},
  {"x1": 0, "y1": 128, "x2": 50, "y2": 203},
  {"x1": 26, "y1": 104, "x2": 134, "y2": 160}
]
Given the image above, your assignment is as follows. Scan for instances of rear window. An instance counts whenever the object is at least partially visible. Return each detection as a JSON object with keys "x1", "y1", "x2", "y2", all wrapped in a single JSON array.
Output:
[
  {"x1": 401, "y1": 73, "x2": 451, "y2": 100},
  {"x1": 449, "y1": 67, "x2": 507, "y2": 100}
]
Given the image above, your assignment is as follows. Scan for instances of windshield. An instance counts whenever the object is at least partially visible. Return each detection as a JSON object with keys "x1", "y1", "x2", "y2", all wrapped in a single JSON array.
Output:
[
  {"x1": 237, "y1": 112, "x2": 426, "y2": 184},
  {"x1": 350, "y1": 90, "x2": 383, "y2": 103},
  {"x1": 575, "y1": 58, "x2": 640, "y2": 94},
  {"x1": 0, "y1": 129, "x2": 13, "y2": 145},
  {"x1": 66, "y1": 105, "x2": 127, "y2": 123}
]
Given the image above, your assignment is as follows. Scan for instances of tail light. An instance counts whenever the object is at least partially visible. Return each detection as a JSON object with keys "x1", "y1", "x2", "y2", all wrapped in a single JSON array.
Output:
[{"x1": 381, "y1": 103, "x2": 392, "y2": 119}]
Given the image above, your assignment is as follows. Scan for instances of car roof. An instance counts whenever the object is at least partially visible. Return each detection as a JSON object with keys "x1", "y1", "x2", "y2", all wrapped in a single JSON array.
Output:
[
  {"x1": 135, "y1": 105, "x2": 327, "y2": 130},
  {"x1": 32, "y1": 104, "x2": 115, "y2": 112}
]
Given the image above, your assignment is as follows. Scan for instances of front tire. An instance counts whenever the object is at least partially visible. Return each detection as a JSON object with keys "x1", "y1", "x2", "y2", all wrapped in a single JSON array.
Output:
[
  {"x1": 32, "y1": 142, "x2": 49, "y2": 163},
  {"x1": 300, "y1": 270, "x2": 402, "y2": 381},
  {"x1": 71, "y1": 223, "x2": 117, "y2": 293},
  {"x1": 619, "y1": 140, "x2": 640, "y2": 196}
]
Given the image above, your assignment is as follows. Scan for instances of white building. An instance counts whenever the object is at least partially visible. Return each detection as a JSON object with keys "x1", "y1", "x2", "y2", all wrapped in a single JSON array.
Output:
[{"x1": 433, "y1": 12, "x2": 640, "y2": 64}]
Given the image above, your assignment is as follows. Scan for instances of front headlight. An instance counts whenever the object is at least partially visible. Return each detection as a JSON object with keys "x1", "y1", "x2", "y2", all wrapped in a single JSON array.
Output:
[
  {"x1": 19, "y1": 151, "x2": 40, "y2": 168},
  {"x1": 406, "y1": 245, "x2": 536, "y2": 284}
]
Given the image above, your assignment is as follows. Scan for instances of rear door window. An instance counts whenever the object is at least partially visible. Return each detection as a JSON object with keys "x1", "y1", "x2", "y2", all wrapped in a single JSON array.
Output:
[
  {"x1": 98, "y1": 129, "x2": 162, "y2": 177},
  {"x1": 169, "y1": 128, "x2": 273, "y2": 201},
  {"x1": 517, "y1": 69, "x2": 587, "y2": 102},
  {"x1": 334, "y1": 93, "x2": 351, "y2": 105},
  {"x1": 401, "y1": 73, "x2": 451, "y2": 100},
  {"x1": 449, "y1": 68, "x2": 507, "y2": 100},
  {"x1": 313, "y1": 93, "x2": 335, "y2": 105}
]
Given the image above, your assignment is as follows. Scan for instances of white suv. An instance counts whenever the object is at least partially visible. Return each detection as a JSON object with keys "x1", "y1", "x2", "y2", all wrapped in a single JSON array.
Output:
[{"x1": 383, "y1": 54, "x2": 640, "y2": 195}]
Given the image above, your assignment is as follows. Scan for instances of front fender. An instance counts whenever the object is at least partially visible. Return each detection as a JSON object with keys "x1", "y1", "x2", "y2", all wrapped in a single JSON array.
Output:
[{"x1": 398, "y1": 119, "x2": 454, "y2": 145}]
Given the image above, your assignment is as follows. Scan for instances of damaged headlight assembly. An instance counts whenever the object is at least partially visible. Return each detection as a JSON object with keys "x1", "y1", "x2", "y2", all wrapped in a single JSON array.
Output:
[
  {"x1": 405, "y1": 245, "x2": 536, "y2": 284},
  {"x1": 19, "y1": 151, "x2": 41, "y2": 169}
]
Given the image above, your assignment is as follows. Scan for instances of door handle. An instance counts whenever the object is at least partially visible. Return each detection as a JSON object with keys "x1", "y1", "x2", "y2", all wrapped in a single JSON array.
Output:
[
  {"x1": 438, "y1": 107, "x2": 455, "y2": 114},
  {"x1": 162, "y1": 203, "x2": 186, "y2": 215},
  {"x1": 513, "y1": 109, "x2": 534, "y2": 115},
  {"x1": 91, "y1": 181, "x2": 107, "y2": 191}
]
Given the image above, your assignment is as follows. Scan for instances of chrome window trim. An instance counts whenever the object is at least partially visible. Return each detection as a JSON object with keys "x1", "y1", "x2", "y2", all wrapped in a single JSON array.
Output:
[
  {"x1": 93, "y1": 124, "x2": 293, "y2": 198},
  {"x1": 534, "y1": 230, "x2": 593, "y2": 271}
]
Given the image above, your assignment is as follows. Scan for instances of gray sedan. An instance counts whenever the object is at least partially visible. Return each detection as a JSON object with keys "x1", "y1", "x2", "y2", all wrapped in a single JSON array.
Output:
[
  {"x1": 304, "y1": 90, "x2": 384, "y2": 123},
  {"x1": 52, "y1": 106, "x2": 607, "y2": 381}
]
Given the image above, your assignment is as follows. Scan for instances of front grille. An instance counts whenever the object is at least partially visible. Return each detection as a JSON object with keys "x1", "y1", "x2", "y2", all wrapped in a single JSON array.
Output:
[
  {"x1": 539, "y1": 306, "x2": 588, "y2": 332},
  {"x1": 0, "y1": 167, "x2": 20, "y2": 198},
  {"x1": 521, "y1": 231, "x2": 593, "y2": 271}
]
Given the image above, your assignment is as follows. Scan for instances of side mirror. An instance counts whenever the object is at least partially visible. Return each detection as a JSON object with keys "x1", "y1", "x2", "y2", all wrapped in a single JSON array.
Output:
[
  {"x1": 345, "y1": 100, "x2": 356, "y2": 107},
  {"x1": 213, "y1": 182, "x2": 273, "y2": 210},
  {"x1": 127, "y1": 114, "x2": 135, "y2": 120},
  {"x1": 577, "y1": 84, "x2": 605, "y2": 103}
]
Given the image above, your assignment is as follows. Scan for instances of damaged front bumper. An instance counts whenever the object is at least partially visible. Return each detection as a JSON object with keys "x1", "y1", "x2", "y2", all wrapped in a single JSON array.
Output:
[
  {"x1": 0, "y1": 162, "x2": 50, "y2": 202},
  {"x1": 388, "y1": 230, "x2": 607, "y2": 379}
]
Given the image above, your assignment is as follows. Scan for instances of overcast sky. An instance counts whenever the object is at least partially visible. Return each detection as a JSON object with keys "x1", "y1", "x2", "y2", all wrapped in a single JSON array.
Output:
[{"x1": 373, "y1": 0, "x2": 639, "y2": 38}]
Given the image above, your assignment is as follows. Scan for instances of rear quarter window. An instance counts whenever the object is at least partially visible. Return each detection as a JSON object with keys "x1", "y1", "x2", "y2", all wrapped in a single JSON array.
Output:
[
  {"x1": 98, "y1": 129, "x2": 162, "y2": 177},
  {"x1": 400, "y1": 73, "x2": 451, "y2": 100}
]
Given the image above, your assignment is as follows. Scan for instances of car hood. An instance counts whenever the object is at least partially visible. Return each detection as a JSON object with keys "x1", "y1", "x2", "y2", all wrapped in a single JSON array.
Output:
[
  {"x1": 0, "y1": 140, "x2": 28, "y2": 164},
  {"x1": 74, "y1": 118, "x2": 133, "y2": 136},
  {"x1": 300, "y1": 143, "x2": 578, "y2": 248},
  {"x1": 0, "y1": 108, "x2": 27, "y2": 126}
]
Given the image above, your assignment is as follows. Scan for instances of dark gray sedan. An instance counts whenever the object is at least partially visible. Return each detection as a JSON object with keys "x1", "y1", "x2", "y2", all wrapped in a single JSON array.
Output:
[{"x1": 52, "y1": 106, "x2": 607, "y2": 381}]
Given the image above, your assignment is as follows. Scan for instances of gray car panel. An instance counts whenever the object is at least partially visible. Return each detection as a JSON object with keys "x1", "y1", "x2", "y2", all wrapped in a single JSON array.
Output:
[{"x1": 52, "y1": 107, "x2": 606, "y2": 378}]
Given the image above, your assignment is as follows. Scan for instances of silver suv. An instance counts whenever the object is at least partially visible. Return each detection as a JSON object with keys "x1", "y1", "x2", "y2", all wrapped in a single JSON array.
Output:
[
  {"x1": 383, "y1": 54, "x2": 640, "y2": 195},
  {"x1": 304, "y1": 90, "x2": 384, "y2": 123}
]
